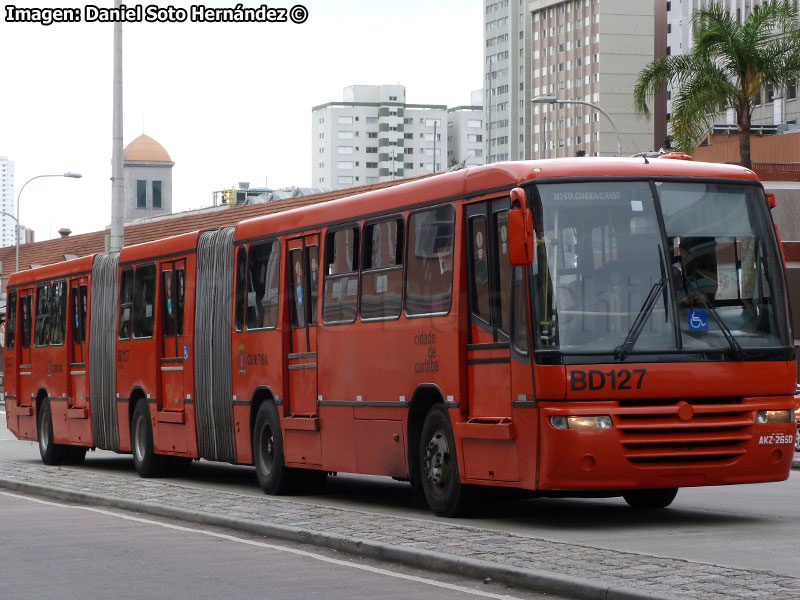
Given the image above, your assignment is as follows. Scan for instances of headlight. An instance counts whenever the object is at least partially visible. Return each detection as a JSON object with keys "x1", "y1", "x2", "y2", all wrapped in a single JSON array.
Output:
[
  {"x1": 550, "y1": 415, "x2": 613, "y2": 430},
  {"x1": 756, "y1": 410, "x2": 793, "y2": 424}
]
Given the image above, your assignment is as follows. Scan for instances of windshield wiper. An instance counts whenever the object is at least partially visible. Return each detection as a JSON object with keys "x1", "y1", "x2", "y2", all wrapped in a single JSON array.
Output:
[
  {"x1": 614, "y1": 276, "x2": 666, "y2": 361},
  {"x1": 683, "y1": 275, "x2": 745, "y2": 360}
]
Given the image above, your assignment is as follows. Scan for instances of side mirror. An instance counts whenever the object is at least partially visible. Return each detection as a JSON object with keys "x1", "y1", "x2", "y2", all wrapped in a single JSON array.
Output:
[
  {"x1": 765, "y1": 192, "x2": 776, "y2": 210},
  {"x1": 508, "y1": 187, "x2": 534, "y2": 266}
]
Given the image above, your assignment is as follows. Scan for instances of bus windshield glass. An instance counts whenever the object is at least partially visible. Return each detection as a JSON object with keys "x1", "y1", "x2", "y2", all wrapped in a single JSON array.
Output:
[{"x1": 533, "y1": 180, "x2": 788, "y2": 357}]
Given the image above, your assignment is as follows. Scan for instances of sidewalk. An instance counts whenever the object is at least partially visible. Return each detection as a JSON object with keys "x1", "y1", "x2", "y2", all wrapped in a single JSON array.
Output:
[{"x1": 1, "y1": 461, "x2": 799, "y2": 600}]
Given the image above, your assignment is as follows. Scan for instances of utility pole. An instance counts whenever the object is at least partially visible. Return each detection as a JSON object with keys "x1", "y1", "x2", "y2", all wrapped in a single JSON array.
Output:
[{"x1": 109, "y1": 0, "x2": 124, "y2": 252}]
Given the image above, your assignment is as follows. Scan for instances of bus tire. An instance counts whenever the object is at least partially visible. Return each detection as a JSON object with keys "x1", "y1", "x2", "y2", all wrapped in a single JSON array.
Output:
[
  {"x1": 63, "y1": 446, "x2": 87, "y2": 466},
  {"x1": 253, "y1": 402, "x2": 298, "y2": 495},
  {"x1": 419, "y1": 404, "x2": 472, "y2": 517},
  {"x1": 623, "y1": 488, "x2": 678, "y2": 510},
  {"x1": 38, "y1": 398, "x2": 66, "y2": 466},
  {"x1": 131, "y1": 399, "x2": 167, "y2": 478}
]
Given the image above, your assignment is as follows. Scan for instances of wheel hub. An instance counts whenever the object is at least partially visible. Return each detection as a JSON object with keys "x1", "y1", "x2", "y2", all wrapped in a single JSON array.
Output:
[{"x1": 425, "y1": 430, "x2": 450, "y2": 488}]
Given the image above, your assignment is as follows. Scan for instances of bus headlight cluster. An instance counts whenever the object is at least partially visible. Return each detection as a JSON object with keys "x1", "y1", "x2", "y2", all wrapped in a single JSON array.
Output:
[
  {"x1": 549, "y1": 415, "x2": 613, "y2": 430},
  {"x1": 756, "y1": 410, "x2": 793, "y2": 424}
]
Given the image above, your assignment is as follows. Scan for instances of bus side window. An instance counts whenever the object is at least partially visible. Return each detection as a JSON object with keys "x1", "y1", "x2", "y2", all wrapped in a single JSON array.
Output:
[
  {"x1": 289, "y1": 248, "x2": 305, "y2": 329},
  {"x1": 79, "y1": 285, "x2": 88, "y2": 343},
  {"x1": 161, "y1": 270, "x2": 175, "y2": 337},
  {"x1": 323, "y1": 225, "x2": 360, "y2": 324},
  {"x1": 469, "y1": 215, "x2": 491, "y2": 323},
  {"x1": 405, "y1": 204, "x2": 455, "y2": 316},
  {"x1": 34, "y1": 283, "x2": 51, "y2": 347},
  {"x1": 361, "y1": 217, "x2": 404, "y2": 320},
  {"x1": 6, "y1": 290, "x2": 16, "y2": 350},
  {"x1": 234, "y1": 245, "x2": 247, "y2": 332},
  {"x1": 50, "y1": 280, "x2": 67, "y2": 346},
  {"x1": 247, "y1": 240, "x2": 280, "y2": 330},
  {"x1": 119, "y1": 267, "x2": 133, "y2": 340},
  {"x1": 133, "y1": 263, "x2": 156, "y2": 338},
  {"x1": 496, "y1": 212, "x2": 512, "y2": 336},
  {"x1": 175, "y1": 269, "x2": 185, "y2": 336},
  {"x1": 20, "y1": 295, "x2": 32, "y2": 349}
]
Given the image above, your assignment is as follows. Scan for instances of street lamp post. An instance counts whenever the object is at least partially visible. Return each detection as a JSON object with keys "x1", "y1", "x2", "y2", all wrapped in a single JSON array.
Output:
[
  {"x1": 531, "y1": 95, "x2": 623, "y2": 157},
  {"x1": 15, "y1": 173, "x2": 82, "y2": 273}
]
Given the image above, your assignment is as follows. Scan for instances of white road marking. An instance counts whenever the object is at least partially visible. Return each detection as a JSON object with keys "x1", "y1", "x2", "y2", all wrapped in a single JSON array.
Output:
[{"x1": 0, "y1": 491, "x2": 521, "y2": 599}]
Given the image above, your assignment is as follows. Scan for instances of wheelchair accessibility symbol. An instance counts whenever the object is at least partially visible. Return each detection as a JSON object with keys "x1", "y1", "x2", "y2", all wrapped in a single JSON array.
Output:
[{"x1": 687, "y1": 308, "x2": 708, "y2": 331}]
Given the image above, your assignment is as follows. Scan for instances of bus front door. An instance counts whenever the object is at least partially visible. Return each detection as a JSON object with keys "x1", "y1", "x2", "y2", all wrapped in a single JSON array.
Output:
[
  {"x1": 16, "y1": 289, "x2": 35, "y2": 439},
  {"x1": 283, "y1": 234, "x2": 322, "y2": 466},
  {"x1": 462, "y1": 199, "x2": 534, "y2": 484}
]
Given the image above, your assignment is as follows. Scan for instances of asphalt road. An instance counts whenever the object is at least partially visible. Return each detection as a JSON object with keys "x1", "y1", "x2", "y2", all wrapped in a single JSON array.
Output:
[
  {"x1": 0, "y1": 491, "x2": 553, "y2": 600},
  {"x1": 2, "y1": 403, "x2": 799, "y2": 580}
]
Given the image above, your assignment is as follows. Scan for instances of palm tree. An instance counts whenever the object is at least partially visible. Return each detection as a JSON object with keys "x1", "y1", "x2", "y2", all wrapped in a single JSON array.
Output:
[{"x1": 634, "y1": 0, "x2": 800, "y2": 169}]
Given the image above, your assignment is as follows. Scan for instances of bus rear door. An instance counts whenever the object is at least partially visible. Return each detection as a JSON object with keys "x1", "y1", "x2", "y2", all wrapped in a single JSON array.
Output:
[
  {"x1": 283, "y1": 234, "x2": 322, "y2": 466},
  {"x1": 67, "y1": 277, "x2": 91, "y2": 444},
  {"x1": 16, "y1": 288, "x2": 35, "y2": 439}
]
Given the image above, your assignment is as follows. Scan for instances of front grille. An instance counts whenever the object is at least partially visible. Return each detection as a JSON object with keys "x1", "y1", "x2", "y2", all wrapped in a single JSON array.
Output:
[{"x1": 615, "y1": 398, "x2": 752, "y2": 466}]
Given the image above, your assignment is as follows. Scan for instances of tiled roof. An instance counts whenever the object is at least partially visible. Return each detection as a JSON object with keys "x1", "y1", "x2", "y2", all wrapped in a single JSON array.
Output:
[{"x1": 0, "y1": 176, "x2": 428, "y2": 277}]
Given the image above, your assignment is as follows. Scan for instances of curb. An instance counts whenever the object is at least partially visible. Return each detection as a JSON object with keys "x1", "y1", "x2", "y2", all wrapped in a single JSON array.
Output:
[{"x1": 0, "y1": 477, "x2": 687, "y2": 600}]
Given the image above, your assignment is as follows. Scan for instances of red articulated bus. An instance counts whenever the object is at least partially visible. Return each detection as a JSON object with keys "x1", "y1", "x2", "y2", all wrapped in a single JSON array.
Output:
[{"x1": 5, "y1": 157, "x2": 796, "y2": 516}]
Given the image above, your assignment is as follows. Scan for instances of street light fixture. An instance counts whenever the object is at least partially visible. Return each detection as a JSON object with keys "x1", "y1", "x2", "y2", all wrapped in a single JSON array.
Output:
[
  {"x1": 15, "y1": 172, "x2": 82, "y2": 273},
  {"x1": 531, "y1": 95, "x2": 623, "y2": 157}
]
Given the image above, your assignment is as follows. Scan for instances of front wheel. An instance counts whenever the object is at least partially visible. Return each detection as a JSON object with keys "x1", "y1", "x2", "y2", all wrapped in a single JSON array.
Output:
[
  {"x1": 623, "y1": 488, "x2": 678, "y2": 510},
  {"x1": 38, "y1": 398, "x2": 66, "y2": 466},
  {"x1": 419, "y1": 404, "x2": 472, "y2": 517},
  {"x1": 252, "y1": 402, "x2": 299, "y2": 495}
]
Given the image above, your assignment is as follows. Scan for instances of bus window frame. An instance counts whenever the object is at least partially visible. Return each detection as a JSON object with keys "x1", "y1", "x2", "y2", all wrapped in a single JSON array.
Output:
[
  {"x1": 404, "y1": 203, "x2": 456, "y2": 319},
  {"x1": 49, "y1": 279, "x2": 67, "y2": 347},
  {"x1": 132, "y1": 262, "x2": 157, "y2": 340},
  {"x1": 245, "y1": 238, "x2": 281, "y2": 332},
  {"x1": 322, "y1": 222, "x2": 361, "y2": 326},
  {"x1": 33, "y1": 282, "x2": 52, "y2": 348},
  {"x1": 359, "y1": 214, "x2": 405, "y2": 322},
  {"x1": 118, "y1": 266, "x2": 134, "y2": 340},
  {"x1": 6, "y1": 289, "x2": 16, "y2": 350}
]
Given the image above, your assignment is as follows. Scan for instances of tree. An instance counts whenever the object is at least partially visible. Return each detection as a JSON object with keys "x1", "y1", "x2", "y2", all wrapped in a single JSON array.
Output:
[{"x1": 634, "y1": 1, "x2": 800, "y2": 169}]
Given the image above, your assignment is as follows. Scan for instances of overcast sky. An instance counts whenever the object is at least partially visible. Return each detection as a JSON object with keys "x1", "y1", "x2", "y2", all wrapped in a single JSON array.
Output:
[{"x1": 0, "y1": 0, "x2": 482, "y2": 241}]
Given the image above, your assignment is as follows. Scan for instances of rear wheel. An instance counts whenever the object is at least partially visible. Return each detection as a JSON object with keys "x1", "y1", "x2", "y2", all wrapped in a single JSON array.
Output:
[
  {"x1": 131, "y1": 400, "x2": 167, "y2": 477},
  {"x1": 419, "y1": 404, "x2": 472, "y2": 517},
  {"x1": 795, "y1": 424, "x2": 800, "y2": 453},
  {"x1": 38, "y1": 398, "x2": 66, "y2": 466},
  {"x1": 252, "y1": 402, "x2": 299, "y2": 495},
  {"x1": 623, "y1": 488, "x2": 678, "y2": 510}
]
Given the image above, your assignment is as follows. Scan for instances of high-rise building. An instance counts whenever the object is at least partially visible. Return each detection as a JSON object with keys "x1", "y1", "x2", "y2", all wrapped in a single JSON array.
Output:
[
  {"x1": 311, "y1": 85, "x2": 448, "y2": 191},
  {"x1": 447, "y1": 91, "x2": 487, "y2": 168},
  {"x1": 485, "y1": 0, "x2": 655, "y2": 161},
  {"x1": 666, "y1": 0, "x2": 800, "y2": 132},
  {"x1": 0, "y1": 157, "x2": 15, "y2": 248}
]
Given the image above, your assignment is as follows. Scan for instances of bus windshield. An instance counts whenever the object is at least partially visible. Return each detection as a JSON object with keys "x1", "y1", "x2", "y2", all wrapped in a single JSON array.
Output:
[{"x1": 532, "y1": 180, "x2": 789, "y2": 357}]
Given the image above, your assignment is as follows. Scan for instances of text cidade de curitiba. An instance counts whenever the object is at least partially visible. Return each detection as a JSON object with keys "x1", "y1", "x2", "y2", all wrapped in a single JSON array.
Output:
[{"x1": 4, "y1": 4, "x2": 309, "y2": 25}]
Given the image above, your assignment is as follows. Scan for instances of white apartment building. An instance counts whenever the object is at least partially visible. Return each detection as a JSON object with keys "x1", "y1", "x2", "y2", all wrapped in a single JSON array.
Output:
[
  {"x1": 311, "y1": 85, "x2": 448, "y2": 191},
  {"x1": 666, "y1": 0, "x2": 800, "y2": 130},
  {"x1": 485, "y1": 0, "x2": 655, "y2": 160},
  {"x1": 447, "y1": 90, "x2": 487, "y2": 168},
  {"x1": 0, "y1": 157, "x2": 15, "y2": 248}
]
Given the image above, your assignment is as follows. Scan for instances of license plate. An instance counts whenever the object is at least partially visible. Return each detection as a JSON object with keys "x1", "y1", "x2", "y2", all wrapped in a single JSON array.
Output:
[{"x1": 758, "y1": 433, "x2": 794, "y2": 445}]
